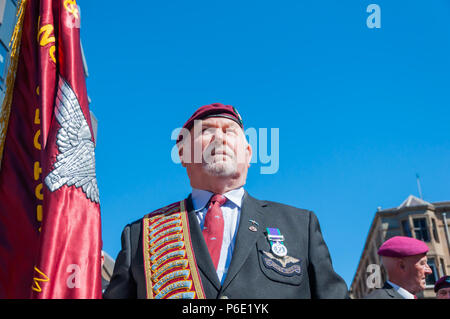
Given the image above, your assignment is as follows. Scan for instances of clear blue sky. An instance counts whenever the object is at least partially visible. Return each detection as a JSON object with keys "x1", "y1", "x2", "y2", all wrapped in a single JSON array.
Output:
[{"x1": 78, "y1": 1, "x2": 450, "y2": 287}]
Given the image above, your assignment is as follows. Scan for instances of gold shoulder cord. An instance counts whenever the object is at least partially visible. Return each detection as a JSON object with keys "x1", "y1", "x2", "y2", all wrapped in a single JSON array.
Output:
[{"x1": 0, "y1": 0, "x2": 27, "y2": 170}]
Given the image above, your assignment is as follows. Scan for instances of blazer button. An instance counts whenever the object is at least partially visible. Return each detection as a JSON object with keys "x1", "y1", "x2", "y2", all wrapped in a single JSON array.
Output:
[{"x1": 219, "y1": 295, "x2": 229, "y2": 299}]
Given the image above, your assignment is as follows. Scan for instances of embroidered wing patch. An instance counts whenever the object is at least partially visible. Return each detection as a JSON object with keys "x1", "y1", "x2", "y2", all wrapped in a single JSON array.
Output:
[
  {"x1": 261, "y1": 251, "x2": 302, "y2": 277},
  {"x1": 44, "y1": 77, "x2": 99, "y2": 204}
]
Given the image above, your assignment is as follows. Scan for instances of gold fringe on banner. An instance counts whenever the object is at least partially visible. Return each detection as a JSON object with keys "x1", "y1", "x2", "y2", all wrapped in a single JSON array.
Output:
[{"x1": 0, "y1": 0, "x2": 28, "y2": 170}]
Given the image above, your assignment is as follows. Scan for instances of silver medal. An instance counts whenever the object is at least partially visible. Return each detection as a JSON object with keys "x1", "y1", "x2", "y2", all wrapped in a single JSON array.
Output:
[{"x1": 271, "y1": 241, "x2": 288, "y2": 257}]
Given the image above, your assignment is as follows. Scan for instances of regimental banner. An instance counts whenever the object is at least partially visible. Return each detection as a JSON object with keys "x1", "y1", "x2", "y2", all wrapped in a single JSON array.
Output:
[
  {"x1": 142, "y1": 201, "x2": 205, "y2": 299},
  {"x1": 31, "y1": 0, "x2": 102, "y2": 299},
  {"x1": 0, "y1": 0, "x2": 102, "y2": 299}
]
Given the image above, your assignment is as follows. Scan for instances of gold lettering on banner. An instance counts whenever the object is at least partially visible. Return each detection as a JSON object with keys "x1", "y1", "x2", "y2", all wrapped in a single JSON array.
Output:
[
  {"x1": 64, "y1": 0, "x2": 79, "y2": 19},
  {"x1": 35, "y1": 183, "x2": 43, "y2": 201},
  {"x1": 49, "y1": 46, "x2": 56, "y2": 64},
  {"x1": 37, "y1": 22, "x2": 56, "y2": 64},
  {"x1": 32, "y1": 267, "x2": 49, "y2": 292},
  {"x1": 33, "y1": 129, "x2": 41, "y2": 150},
  {"x1": 33, "y1": 161, "x2": 41, "y2": 180},
  {"x1": 34, "y1": 108, "x2": 40, "y2": 125},
  {"x1": 36, "y1": 205, "x2": 42, "y2": 223},
  {"x1": 37, "y1": 24, "x2": 55, "y2": 46},
  {"x1": 34, "y1": 87, "x2": 43, "y2": 231}
]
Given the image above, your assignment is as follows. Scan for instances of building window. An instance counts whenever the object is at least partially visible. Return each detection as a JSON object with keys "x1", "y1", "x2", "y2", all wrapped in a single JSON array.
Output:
[
  {"x1": 375, "y1": 229, "x2": 381, "y2": 248},
  {"x1": 426, "y1": 258, "x2": 438, "y2": 286},
  {"x1": 439, "y1": 258, "x2": 446, "y2": 277},
  {"x1": 401, "y1": 220, "x2": 412, "y2": 237},
  {"x1": 413, "y1": 218, "x2": 430, "y2": 242},
  {"x1": 432, "y1": 219, "x2": 439, "y2": 243}
]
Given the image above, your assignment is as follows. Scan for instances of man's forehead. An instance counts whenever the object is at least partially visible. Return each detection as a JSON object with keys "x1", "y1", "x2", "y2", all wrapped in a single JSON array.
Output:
[
  {"x1": 200, "y1": 117, "x2": 242, "y2": 128},
  {"x1": 404, "y1": 253, "x2": 427, "y2": 263}
]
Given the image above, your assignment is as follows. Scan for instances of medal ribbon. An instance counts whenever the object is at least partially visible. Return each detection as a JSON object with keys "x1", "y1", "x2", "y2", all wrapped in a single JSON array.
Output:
[{"x1": 266, "y1": 227, "x2": 284, "y2": 246}]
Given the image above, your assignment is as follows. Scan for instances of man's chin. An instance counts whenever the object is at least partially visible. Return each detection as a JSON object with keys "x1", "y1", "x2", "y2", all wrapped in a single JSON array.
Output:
[
  {"x1": 203, "y1": 161, "x2": 237, "y2": 177},
  {"x1": 420, "y1": 280, "x2": 427, "y2": 289}
]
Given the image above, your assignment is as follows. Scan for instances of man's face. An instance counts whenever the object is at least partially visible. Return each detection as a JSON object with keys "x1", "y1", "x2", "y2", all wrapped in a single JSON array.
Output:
[
  {"x1": 436, "y1": 287, "x2": 450, "y2": 299},
  {"x1": 403, "y1": 254, "x2": 432, "y2": 293},
  {"x1": 180, "y1": 117, "x2": 252, "y2": 178}
]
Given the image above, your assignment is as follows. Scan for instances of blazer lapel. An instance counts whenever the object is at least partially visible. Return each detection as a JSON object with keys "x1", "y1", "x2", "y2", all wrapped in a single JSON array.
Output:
[
  {"x1": 220, "y1": 191, "x2": 265, "y2": 293},
  {"x1": 185, "y1": 195, "x2": 221, "y2": 292}
]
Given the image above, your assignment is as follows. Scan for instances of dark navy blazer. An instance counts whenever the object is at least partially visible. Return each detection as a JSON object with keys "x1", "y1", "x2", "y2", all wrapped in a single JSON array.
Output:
[{"x1": 103, "y1": 192, "x2": 349, "y2": 299}]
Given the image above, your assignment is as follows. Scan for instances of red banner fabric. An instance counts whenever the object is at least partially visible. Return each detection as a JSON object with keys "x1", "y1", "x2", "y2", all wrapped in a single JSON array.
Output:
[
  {"x1": 0, "y1": 0, "x2": 102, "y2": 299},
  {"x1": 0, "y1": 0, "x2": 41, "y2": 299}
]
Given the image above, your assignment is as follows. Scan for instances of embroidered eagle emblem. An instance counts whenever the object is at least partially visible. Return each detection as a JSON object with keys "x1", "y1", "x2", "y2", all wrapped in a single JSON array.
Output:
[
  {"x1": 44, "y1": 77, "x2": 100, "y2": 204},
  {"x1": 262, "y1": 251, "x2": 300, "y2": 267}
]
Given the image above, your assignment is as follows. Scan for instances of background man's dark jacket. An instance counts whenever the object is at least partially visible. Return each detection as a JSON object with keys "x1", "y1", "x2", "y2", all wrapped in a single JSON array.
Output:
[
  {"x1": 103, "y1": 192, "x2": 349, "y2": 299},
  {"x1": 364, "y1": 282, "x2": 404, "y2": 299}
]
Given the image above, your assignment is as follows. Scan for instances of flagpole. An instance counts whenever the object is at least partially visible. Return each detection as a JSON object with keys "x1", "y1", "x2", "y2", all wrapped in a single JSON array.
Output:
[{"x1": 416, "y1": 173, "x2": 423, "y2": 199}]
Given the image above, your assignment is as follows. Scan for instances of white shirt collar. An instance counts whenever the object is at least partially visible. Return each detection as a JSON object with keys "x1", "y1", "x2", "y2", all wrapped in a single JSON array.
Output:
[
  {"x1": 387, "y1": 280, "x2": 416, "y2": 299},
  {"x1": 191, "y1": 187, "x2": 245, "y2": 211}
]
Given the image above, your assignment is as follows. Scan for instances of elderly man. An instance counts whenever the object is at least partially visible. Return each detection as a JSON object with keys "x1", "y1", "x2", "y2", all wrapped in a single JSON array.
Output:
[
  {"x1": 364, "y1": 236, "x2": 432, "y2": 299},
  {"x1": 434, "y1": 276, "x2": 450, "y2": 299},
  {"x1": 104, "y1": 103, "x2": 348, "y2": 299}
]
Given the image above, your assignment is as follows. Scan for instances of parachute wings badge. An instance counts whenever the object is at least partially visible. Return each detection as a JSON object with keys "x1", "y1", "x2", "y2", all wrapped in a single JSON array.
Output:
[{"x1": 44, "y1": 77, "x2": 99, "y2": 204}]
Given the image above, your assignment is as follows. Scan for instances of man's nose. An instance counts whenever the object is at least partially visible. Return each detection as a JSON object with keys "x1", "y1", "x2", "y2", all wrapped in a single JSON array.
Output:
[
  {"x1": 425, "y1": 264, "x2": 433, "y2": 274},
  {"x1": 213, "y1": 129, "x2": 224, "y2": 139},
  {"x1": 211, "y1": 128, "x2": 227, "y2": 143}
]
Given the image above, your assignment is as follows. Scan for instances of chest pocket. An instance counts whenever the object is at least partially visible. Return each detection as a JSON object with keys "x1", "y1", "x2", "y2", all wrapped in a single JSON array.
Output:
[{"x1": 256, "y1": 240, "x2": 304, "y2": 286}]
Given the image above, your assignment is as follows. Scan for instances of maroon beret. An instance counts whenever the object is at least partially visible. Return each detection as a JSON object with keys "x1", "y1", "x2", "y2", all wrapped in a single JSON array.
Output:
[
  {"x1": 177, "y1": 103, "x2": 244, "y2": 143},
  {"x1": 377, "y1": 236, "x2": 429, "y2": 258},
  {"x1": 434, "y1": 276, "x2": 450, "y2": 292}
]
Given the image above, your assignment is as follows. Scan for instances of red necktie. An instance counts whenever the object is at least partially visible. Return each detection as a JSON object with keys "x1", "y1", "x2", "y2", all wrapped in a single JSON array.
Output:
[{"x1": 202, "y1": 194, "x2": 227, "y2": 269}]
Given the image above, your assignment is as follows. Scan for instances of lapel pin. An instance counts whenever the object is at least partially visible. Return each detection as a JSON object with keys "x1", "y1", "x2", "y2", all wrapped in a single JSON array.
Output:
[{"x1": 248, "y1": 219, "x2": 259, "y2": 232}]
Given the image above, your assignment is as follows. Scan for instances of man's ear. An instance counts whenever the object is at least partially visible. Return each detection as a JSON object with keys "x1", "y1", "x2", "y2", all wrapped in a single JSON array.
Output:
[
  {"x1": 178, "y1": 142, "x2": 186, "y2": 167},
  {"x1": 246, "y1": 142, "x2": 253, "y2": 168},
  {"x1": 177, "y1": 128, "x2": 192, "y2": 167},
  {"x1": 398, "y1": 258, "x2": 406, "y2": 271}
]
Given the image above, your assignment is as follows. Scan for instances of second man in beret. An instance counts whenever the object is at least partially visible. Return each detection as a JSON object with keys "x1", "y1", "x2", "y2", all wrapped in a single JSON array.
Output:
[{"x1": 364, "y1": 236, "x2": 432, "y2": 299}]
